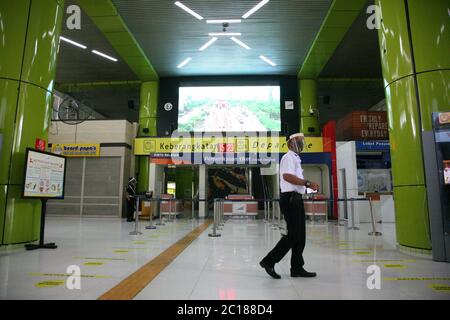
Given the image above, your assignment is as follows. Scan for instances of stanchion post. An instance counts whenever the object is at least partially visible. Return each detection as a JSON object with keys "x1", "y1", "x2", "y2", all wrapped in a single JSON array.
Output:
[
  {"x1": 156, "y1": 198, "x2": 165, "y2": 226},
  {"x1": 146, "y1": 199, "x2": 157, "y2": 230},
  {"x1": 367, "y1": 196, "x2": 382, "y2": 236},
  {"x1": 209, "y1": 199, "x2": 221, "y2": 237},
  {"x1": 263, "y1": 200, "x2": 267, "y2": 222},
  {"x1": 130, "y1": 196, "x2": 143, "y2": 235},
  {"x1": 348, "y1": 198, "x2": 360, "y2": 231}
]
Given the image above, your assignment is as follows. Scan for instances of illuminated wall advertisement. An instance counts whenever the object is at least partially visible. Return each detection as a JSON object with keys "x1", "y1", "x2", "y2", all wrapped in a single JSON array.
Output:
[{"x1": 23, "y1": 149, "x2": 66, "y2": 199}]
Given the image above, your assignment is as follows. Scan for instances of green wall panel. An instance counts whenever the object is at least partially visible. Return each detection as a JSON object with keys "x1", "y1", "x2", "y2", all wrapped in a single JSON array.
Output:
[
  {"x1": 3, "y1": 185, "x2": 41, "y2": 245},
  {"x1": 385, "y1": 77, "x2": 425, "y2": 187},
  {"x1": 0, "y1": 0, "x2": 29, "y2": 80},
  {"x1": 0, "y1": 185, "x2": 6, "y2": 244},
  {"x1": 0, "y1": 79, "x2": 20, "y2": 185},
  {"x1": 408, "y1": 0, "x2": 450, "y2": 73},
  {"x1": 299, "y1": 80, "x2": 319, "y2": 136},
  {"x1": 417, "y1": 70, "x2": 450, "y2": 131},
  {"x1": 140, "y1": 82, "x2": 158, "y2": 119},
  {"x1": 298, "y1": 0, "x2": 366, "y2": 78},
  {"x1": 21, "y1": 0, "x2": 64, "y2": 90},
  {"x1": 175, "y1": 168, "x2": 193, "y2": 199},
  {"x1": 394, "y1": 186, "x2": 431, "y2": 250},
  {"x1": 9, "y1": 84, "x2": 53, "y2": 184},
  {"x1": 137, "y1": 156, "x2": 149, "y2": 193},
  {"x1": 376, "y1": 0, "x2": 414, "y2": 86}
]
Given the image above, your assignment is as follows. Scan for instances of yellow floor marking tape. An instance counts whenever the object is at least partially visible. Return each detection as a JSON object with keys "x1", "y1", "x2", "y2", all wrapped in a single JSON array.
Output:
[
  {"x1": 84, "y1": 262, "x2": 105, "y2": 266},
  {"x1": 98, "y1": 220, "x2": 212, "y2": 300},
  {"x1": 353, "y1": 259, "x2": 416, "y2": 263},
  {"x1": 383, "y1": 264, "x2": 406, "y2": 269},
  {"x1": 74, "y1": 257, "x2": 128, "y2": 261},
  {"x1": 35, "y1": 280, "x2": 65, "y2": 288},
  {"x1": 384, "y1": 277, "x2": 450, "y2": 281},
  {"x1": 133, "y1": 241, "x2": 148, "y2": 245},
  {"x1": 428, "y1": 284, "x2": 450, "y2": 293},
  {"x1": 354, "y1": 252, "x2": 372, "y2": 255},
  {"x1": 29, "y1": 273, "x2": 112, "y2": 279},
  {"x1": 113, "y1": 250, "x2": 129, "y2": 254}
]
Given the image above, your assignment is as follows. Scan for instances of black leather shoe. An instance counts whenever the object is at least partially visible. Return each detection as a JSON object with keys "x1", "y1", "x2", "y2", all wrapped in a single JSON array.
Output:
[
  {"x1": 291, "y1": 268, "x2": 317, "y2": 278},
  {"x1": 259, "y1": 260, "x2": 281, "y2": 279}
]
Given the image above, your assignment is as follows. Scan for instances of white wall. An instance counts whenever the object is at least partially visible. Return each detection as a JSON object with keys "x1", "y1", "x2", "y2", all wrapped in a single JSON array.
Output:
[
  {"x1": 337, "y1": 141, "x2": 361, "y2": 225},
  {"x1": 337, "y1": 141, "x2": 396, "y2": 224},
  {"x1": 48, "y1": 120, "x2": 137, "y2": 218}
]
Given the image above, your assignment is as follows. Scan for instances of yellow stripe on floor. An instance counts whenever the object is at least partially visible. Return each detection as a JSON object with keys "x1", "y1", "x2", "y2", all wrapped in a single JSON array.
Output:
[{"x1": 98, "y1": 220, "x2": 212, "y2": 300}]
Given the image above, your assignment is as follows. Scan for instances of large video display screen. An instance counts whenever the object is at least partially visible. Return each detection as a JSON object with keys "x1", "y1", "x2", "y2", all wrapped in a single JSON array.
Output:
[
  {"x1": 23, "y1": 149, "x2": 66, "y2": 199},
  {"x1": 178, "y1": 86, "x2": 281, "y2": 132}
]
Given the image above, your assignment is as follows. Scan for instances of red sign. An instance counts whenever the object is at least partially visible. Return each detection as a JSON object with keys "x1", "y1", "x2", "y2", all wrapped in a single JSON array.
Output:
[
  {"x1": 217, "y1": 143, "x2": 234, "y2": 153},
  {"x1": 35, "y1": 139, "x2": 46, "y2": 151}
]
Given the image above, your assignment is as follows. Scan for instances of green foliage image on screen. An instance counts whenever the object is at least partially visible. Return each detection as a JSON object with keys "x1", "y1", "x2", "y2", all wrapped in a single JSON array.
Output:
[{"x1": 178, "y1": 86, "x2": 281, "y2": 132}]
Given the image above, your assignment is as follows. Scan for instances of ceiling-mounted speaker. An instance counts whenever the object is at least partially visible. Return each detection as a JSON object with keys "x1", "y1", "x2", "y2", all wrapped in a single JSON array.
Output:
[
  {"x1": 323, "y1": 96, "x2": 331, "y2": 105},
  {"x1": 128, "y1": 100, "x2": 135, "y2": 109}
]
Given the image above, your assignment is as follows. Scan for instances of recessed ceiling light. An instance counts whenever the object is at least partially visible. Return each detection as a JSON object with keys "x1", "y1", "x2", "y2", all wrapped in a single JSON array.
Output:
[
  {"x1": 209, "y1": 32, "x2": 242, "y2": 37},
  {"x1": 199, "y1": 37, "x2": 218, "y2": 51},
  {"x1": 259, "y1": 55, "x2": 276, "y2": 66},
  {"x1": 230, "y1": 37, "x2": 251, "y2": 50},
  {"x1": 177, "y1": 57, "x2": 192, "y2": 68},
  {"x1": 60, "y1": 36, "x2": 87, "y2": 49},
  {"x1": 174, "y1": 1, "x2": 203, "y2": 20},
  {"x1": 206, "y1": 19, "x2": 242, "y2": 24},
  {"x1": 92, "y1": 50, "x2": 118, "y2": 62},
  {"x1": 242, "y1": 0, "x2": 269, "y2": 19}
]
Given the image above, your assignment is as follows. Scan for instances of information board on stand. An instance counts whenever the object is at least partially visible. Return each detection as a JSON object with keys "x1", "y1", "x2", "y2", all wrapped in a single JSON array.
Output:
[{"x1": 22, "y1": 148, "x2": 67, "y2": 250}]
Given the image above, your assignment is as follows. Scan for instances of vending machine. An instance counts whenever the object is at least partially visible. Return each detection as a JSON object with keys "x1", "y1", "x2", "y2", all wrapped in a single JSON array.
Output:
[{"x1": 423, "y1": 112, "x2": 450, "y2": 262}]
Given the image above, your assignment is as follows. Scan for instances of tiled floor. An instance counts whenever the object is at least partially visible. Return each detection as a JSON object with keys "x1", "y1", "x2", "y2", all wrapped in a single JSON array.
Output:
[
  {"x1": 135, "y1": 219, "x2": 450, "y2": 300},
  {"x1": 1, "y1": 216, "x2": 449, "y2": 300},
  {"x1": 0, "y1": 216, "x2": 202, "y2": 300}
]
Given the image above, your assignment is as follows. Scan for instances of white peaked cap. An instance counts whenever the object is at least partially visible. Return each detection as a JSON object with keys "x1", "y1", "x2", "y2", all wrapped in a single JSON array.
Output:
[{"x1": 289, "y1": 133, "x2": 305, "y2": 140}]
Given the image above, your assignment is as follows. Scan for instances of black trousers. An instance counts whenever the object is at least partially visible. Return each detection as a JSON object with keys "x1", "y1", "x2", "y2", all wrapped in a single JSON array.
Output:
[
  {"x1": 126, "y1": 197, "x2": 135, "y2": 220},
  {"x1": 262, "y1": 192, "x2": 306, "y2": 270}
]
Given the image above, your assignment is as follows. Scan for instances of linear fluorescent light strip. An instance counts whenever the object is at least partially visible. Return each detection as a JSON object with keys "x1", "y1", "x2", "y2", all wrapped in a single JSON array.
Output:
[
  {"x1": 92, "y1": 50, "x2": 118, "y2": 62},
  {"x1": 174, "y1": 1, "x2": 203, "y2": 20},
  {"x1": 209, "y1": 32, "x2": 242, "y2": 36},
  {"x1": 242, "y1": 0, "x2": 269, "y2": 19},
  {"x1": 206, "y1": 19, "x2": 242, "y2": 24},
  {"x1": 177, "y1": 57, "x2": 192, "y2": 68},
  {"x1": 259, "y1": 55, "x2": 276, "y2": 66},
  {"x1": 230, "y1": 37, "x2": 251, "y2": 50},
  {"x1": 60, "y1": 36, "x2": 87, "y2": 49},
  {"x1": 199, "y1": 37, "x2": 218, "y2": 51}
]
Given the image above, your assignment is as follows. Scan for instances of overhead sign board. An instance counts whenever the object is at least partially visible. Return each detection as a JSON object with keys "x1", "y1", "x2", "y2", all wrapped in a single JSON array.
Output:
[
  {"x1": 51, "y1": 143, "x2": 100, "y2": 157},
  {"x1": 134, "y1": 136, "x2": 323, "y2": 156}
]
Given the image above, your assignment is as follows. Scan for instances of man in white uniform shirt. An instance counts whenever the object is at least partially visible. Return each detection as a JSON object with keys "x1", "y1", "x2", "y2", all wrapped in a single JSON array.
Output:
[{"x1": 260, "y1": 133, "x2": 319, "y2": 279}]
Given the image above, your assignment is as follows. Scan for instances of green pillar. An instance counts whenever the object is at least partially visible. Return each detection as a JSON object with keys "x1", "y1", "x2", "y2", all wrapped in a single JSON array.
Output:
[
  {"x1": 376, "y1": 0, "x2": 449, "y2": 250},
  {"x1": 137, "y1": 82, "x2": 158, "y2": 193},
  {"x1": 299, "y1": 79, "x2": 320, "y2": 136},
  {"x1": 0, "y1": 0, "x2": 65, "y2": 245}
]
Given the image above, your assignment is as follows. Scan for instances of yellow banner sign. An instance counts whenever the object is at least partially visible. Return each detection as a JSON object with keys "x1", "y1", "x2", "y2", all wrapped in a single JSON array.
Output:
[
  {"x1": 51, "y1": 143, "x2": 100, "y2": 157},
  {"x1": 134, "y1": 137, "x2": 323, "y2": 155}
]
